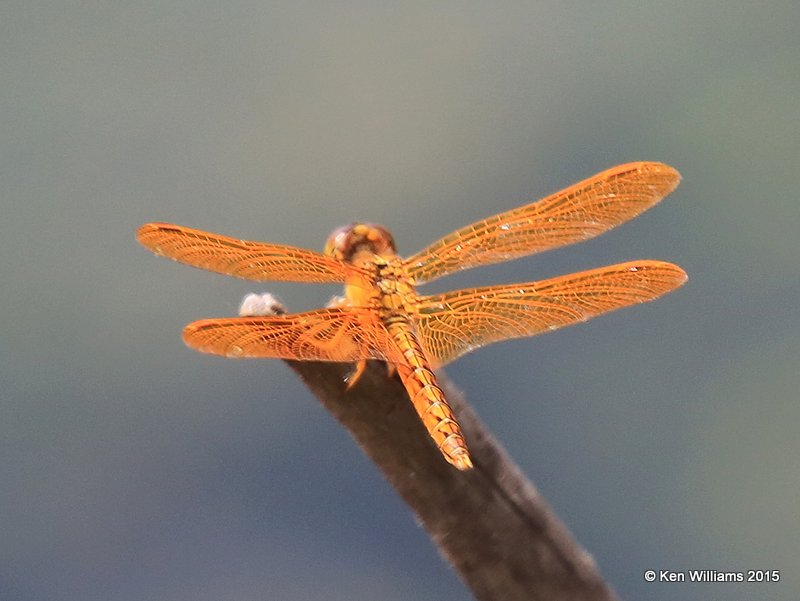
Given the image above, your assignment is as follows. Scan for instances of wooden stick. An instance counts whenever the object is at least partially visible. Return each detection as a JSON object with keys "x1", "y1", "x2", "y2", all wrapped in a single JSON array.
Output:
[{"x1": 287, "y1": 359, "x2": 619, "y2": 601}]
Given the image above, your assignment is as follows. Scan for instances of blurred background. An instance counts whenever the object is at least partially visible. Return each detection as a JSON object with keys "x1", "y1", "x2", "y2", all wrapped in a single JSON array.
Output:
[{"x1": 2, "y1": 2, "x2": 798, "y2": 600}]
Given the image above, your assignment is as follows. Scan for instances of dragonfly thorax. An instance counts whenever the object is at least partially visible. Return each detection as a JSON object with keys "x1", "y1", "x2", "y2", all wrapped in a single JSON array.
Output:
[{"x1": 324, "y1": 223, "x2": 397, "y2": 262}]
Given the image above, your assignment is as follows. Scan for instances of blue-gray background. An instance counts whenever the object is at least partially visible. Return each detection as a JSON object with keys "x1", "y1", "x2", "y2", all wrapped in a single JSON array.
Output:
[{"x1": 3, "y1": 2, "x2": 798, "y2": 600}]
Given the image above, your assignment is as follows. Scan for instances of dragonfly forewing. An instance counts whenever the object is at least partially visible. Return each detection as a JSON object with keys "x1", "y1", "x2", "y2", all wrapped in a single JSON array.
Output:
[
  {"x1": 405, "y1": 162, "x2": 680, "y2": 284},
  {"x1": 137, "y1": 222, "x2": 364, "y2": 283}
]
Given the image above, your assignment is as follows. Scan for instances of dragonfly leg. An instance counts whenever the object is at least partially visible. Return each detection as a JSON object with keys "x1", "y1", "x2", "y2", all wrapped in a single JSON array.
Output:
[{"x1": 345, "y1": 359, "x2": 368, "y2": 389}]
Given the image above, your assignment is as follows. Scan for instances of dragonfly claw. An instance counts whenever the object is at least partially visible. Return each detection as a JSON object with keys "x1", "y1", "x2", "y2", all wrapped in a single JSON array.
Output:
[{"x1": 345, "y1": 359, "x2": 368, "y2": 389}]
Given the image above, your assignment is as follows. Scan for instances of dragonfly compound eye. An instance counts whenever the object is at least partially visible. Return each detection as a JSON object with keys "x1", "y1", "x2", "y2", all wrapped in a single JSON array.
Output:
[{"x1": 324, "y1": 223, "x2": 396, "y2": 260}]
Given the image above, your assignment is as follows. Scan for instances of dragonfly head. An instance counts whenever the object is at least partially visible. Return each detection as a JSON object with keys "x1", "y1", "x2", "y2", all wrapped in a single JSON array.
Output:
[{"x1": 324, "y1": 223, "x2": 397, "y2": 261}]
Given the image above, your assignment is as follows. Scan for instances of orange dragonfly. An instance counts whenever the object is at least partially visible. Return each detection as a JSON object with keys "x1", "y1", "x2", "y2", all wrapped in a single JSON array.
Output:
[{"x1": 137, "y1": 162, "x2": 686, "y2": 471}]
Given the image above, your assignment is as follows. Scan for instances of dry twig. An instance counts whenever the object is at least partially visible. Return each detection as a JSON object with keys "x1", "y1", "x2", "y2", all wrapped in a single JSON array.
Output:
[{"x1": 287, "y1": 359, "x2": 618, "y2": 601}]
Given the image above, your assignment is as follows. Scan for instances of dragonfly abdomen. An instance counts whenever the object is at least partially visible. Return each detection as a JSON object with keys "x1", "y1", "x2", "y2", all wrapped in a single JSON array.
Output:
[{"x1": 385, "y1": 316, "x2": 473, "y2": 470}]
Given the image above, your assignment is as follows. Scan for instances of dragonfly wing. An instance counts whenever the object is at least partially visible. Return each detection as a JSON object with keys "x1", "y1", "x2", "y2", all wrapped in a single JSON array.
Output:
[
  {"x1": 404, "y1": 162, "x2": 681, "y2": 284},
  {"x1": 183, "y1": 307, "x2": 401, "y2": 362},
  {"x1": 137, "y1": 222, "x2": 362, "y2": 283},
  {"x1": 415, "y1": 261, "x2": 687, "y2": 367}
]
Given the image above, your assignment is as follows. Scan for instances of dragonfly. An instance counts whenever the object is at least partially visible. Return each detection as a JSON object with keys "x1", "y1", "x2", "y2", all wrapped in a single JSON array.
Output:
[{"x1": 137, "y1": 162, "x2": 686, "y2": 471}]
